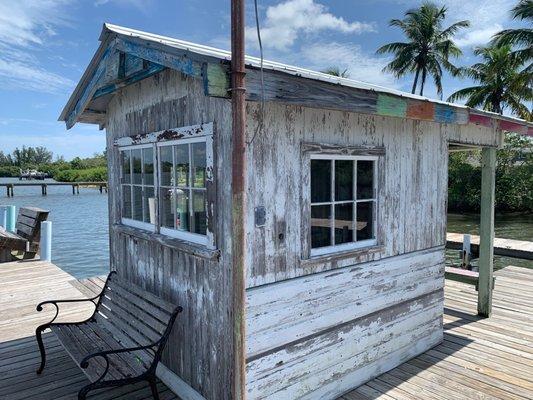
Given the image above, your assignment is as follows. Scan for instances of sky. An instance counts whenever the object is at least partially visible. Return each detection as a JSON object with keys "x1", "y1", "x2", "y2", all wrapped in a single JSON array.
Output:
[{"x1": 0, "y1": 0, "x2": 528, "y2": 160}]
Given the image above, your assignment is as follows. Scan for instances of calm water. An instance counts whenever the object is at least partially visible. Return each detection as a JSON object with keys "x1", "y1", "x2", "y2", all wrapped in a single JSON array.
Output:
[
  {"x1": 1, "y1": 177, "x2": 531, "y2": 277},
  {"x1": 0, "y1": 178, "x2": 109, "y2": 278},
  {"x1": 447, "y1": 213, "x2": 533, "y2": 270}
]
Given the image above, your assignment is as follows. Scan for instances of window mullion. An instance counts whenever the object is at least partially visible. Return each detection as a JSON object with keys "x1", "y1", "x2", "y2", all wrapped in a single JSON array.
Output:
[
  {"x1": 129, "y1": 150, "x2": 134, "y2": 219},
  {"x1": 189, "y1": 143, "x2": 194, "y2": 234},
  {"x1": 154, "y1": 144, "x2": 160, "y2": 233},
  {"x1": 353, "y1": 160, "x2": 357, "y2": 243}
]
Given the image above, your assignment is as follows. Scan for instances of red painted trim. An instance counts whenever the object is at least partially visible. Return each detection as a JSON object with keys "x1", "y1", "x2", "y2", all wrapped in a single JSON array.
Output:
[{"x1": 468, "y1": 113, "x2": 493, "y2": 128}]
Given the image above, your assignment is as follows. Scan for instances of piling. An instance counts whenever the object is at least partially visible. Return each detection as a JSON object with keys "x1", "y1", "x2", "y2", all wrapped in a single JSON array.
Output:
[
  {"x1": 5, "y1": 205, "x2": 16, "y2": 232},
  {"x1": 40, "y1": 221, "x2": 52, "y2": 262},
  {"x1": 0, "y1": 206, "x2": 6, "y2": 229}
]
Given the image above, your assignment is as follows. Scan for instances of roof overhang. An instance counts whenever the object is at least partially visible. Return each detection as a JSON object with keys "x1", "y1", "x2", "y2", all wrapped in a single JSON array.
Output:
[{"x1": 59, "y1": 23, "x2": 533, "y2": 136}]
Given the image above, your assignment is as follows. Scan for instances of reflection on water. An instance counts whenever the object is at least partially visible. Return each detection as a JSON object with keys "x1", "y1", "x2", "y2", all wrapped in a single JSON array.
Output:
[
  {"x1": 0, "y1": 178, "x2": 109, "y2": 278},
  {"x1": 447, "y1": 213, "x2": 533, "y2": 270}
]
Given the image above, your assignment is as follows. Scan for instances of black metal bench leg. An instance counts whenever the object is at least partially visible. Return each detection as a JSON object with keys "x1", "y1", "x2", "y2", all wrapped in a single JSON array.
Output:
[
  {"x1": 148, "y1": 377, "x2": 160, "y2": 400},
  {"x1": 35, "y1": 326, "x2": 47, "y2": 374}
]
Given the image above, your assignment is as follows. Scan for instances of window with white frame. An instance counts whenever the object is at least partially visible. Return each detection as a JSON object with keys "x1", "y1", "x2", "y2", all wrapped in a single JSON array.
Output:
[
  {"x1": 310, "y1": 154, "x2": 377, "y2": 256},
  {"x1": 119, "y1": 124, "x2": 213, "y2": 247}
]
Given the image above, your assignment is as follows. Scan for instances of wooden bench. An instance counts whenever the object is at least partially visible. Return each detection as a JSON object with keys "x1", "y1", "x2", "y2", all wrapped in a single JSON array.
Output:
[
  {"x1": 35, "y1": 271, "x2": 182, "y2": 400},
  {"x1": 0, "y1": 206, "x2": 49, "y2": 261},
  {"x1": 445, "y1": 266, "x2": 495, "y2": 291}
]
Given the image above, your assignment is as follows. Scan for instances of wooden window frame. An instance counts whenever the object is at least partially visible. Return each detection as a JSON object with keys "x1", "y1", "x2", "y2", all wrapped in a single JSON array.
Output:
[
  {"x1": 301, "y1": 142, "x2": 385, "y2": 259},
  {"x1": 117, "y1": 123, "x2": 215, "y2": 249}
]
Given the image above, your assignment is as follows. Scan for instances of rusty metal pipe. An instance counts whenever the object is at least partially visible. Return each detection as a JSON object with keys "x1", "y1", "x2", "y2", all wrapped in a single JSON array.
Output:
[{"x1": 231, "y1": 0, "x2": 246, "y2": 398}]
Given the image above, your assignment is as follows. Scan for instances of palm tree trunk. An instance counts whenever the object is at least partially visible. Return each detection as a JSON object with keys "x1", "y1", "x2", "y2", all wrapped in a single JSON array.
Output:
[
  {"x1": 419, "y1": 68, "x2": 427, "y2": 96},
  {"x1": 411, "y1": 67, "x2": 420, "y2": 94}
]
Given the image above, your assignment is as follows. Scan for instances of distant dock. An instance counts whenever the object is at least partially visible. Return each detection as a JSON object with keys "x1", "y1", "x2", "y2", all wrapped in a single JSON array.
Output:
[
  {"x1": 447, "y1": 232, "x2": 533, "y2": 260},
  {"x1": 1, "y1": 181, "x2": 108, "y2": 197}
]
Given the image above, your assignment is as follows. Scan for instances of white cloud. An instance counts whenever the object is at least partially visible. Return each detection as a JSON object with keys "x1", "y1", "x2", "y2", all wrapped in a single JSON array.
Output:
[
  {"x1": 455, "y1": 24, "x2": 503, "y2": 48},
  {"x1": 0, "y1": 0, "x2": 75, "y2": 93},
  {"x1": 94, "y1": 0, "x2": 151, "y2": 10},
  {"x1": 247, "y1": 0, "x2": 375, "y2": 51},
  {"x1": 299, "y1": 42, "x2": 399, "y2": 88}
]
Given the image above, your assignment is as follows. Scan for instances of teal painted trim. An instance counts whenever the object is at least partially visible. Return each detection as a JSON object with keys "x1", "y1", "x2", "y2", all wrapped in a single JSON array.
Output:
[
  {"x1": 116, "y1": 38, "x2": 202, "y2": 78},
  {"x1": 93, "y1": 62, "x2": 166, "y2": 99},
  {"x1": 66, "y1": 45, "x2": 113, "y2": 129},
  {"x1": 434, "y1": 104, "x2": 456, "y2": 123},
  {"x1": 376, "y1": 94, "x2": 407, "y2": 118}
]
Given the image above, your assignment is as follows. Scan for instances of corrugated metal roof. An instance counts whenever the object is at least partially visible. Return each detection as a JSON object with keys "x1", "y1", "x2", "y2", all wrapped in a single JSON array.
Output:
[{"x1": 60, "y1": 23, "x2": 532, "y2": 131}]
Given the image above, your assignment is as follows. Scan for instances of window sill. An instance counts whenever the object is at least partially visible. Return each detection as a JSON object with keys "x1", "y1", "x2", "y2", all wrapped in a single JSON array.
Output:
[
  {"x1": 113, "y1": 224, "x2": 220, "y2": 261},
  {"x1": 300, "y1": 244, "x2": 385, "y2": 268}
]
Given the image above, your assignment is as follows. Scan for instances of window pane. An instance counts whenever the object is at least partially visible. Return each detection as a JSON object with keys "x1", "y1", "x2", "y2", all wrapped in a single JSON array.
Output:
[
  {"x1": 121, "y1": 151, "x2": 131, "y2": 184},
  {"x1": 144, "y1": 186, "x2": 155, "y2": 224},
  {"x1": 311, "y1": 205, "x2": 331, "y2": 248},
  {"x1": 132, "y1": 186, "x2": 143, "y2": 221},
  {"x1": 335, "y1": 203, "x2": 354, "y2": 244},
  {"x1": 175, "y1": 189, "x2": 190, "y2": 231},
  {"x1": 356, "y1": 201, "x2": 374, "y2": 240},
  {"x1": 143, "y1": 148, "x2": 154, "y2": 186},
  {"x1": 192, "y1": 190, "x2": 207, "y2": 235},
  {"x1": 160, "y1": 187, "x2": 175, "y2": 228},
  {"x1": 357, "y1": 160, "x2": 374, "y2": 199},
  {"x1": 311, "y1": 160, "x2": 331, "y2": 203},
  {"x1": 192, "y1": 142, "x2": 206, "y2": 188},
  {"x1": 175, "y1": 144, "x2": 189, "y2": 187},
  {"x1": 122, "y1": 185, "x2": 131, "y2": 218},
  {"x1": 132, "y1": 149, "x2": 142, "y2": 185},
  {"x1": 159, "y1": 146, "x2": 173, "y2": 186},
  {"x1": 335, "y1": 160, "x2": 353, "y2": 201}
]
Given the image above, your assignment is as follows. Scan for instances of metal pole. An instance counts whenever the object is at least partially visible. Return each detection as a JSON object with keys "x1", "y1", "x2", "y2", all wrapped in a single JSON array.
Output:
[
  {"x1": 40, "y1": 221, "x2": 52, "y2": 262},
  {"x1": 231, "y1": 0, "x2": 246, "y2": 398},
  {"x1": 0, "y1": 206, "x2": 6, "y2": 229},
  {"x1": 6, "y1": 205, "x2": 16, "y2": 232}
]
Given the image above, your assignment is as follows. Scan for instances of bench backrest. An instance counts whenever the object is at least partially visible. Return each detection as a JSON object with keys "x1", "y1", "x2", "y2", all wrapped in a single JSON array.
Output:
[
  {"x1": 94, "y1": 272, "x2": 179, "y2": 360},
  {"x1": 16, "y1": 207, "x2": 49, "y2": 253}
]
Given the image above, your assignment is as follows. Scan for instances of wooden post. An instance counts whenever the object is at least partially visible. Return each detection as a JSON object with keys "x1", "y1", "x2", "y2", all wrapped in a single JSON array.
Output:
[
  {"x1": 478, "y1": 147, "x2": 496, "y2": 317},
  {"x1": 40, "y1": 221, "x2": 52, "y2": 262},
  {"x1": 6, "y1": 205, "x2": 16, "y2": 232},
  {"x1": 0, "y1": 206, "x2": 6, "y2": 229},
  {"x1": 231, "y1": 0, "x2": 246, "y2": 398},
  {"x1": 72, "y1": 185, "x2": 75, "y2": 195}
]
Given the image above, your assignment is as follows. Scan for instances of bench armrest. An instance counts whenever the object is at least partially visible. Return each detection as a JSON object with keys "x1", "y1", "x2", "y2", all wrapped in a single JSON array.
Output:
[{"x1": 36, "y1": 272, "x2": 116, "y2": 326}]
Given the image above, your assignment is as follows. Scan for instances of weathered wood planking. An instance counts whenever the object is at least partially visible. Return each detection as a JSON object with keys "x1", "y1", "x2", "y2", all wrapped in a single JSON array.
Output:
[
  {"x1": 106, "y1": 68, "x2": 233, "y2": 400},
  {"x1": 246, "y1": 247, "x2": 444, "y2": 358},
  {"x1": 244, "y1": 101, "x2": 452, "y2": 287},
  {"x1": 246, "y1": 291, "x2": 443, "y2": 399}
]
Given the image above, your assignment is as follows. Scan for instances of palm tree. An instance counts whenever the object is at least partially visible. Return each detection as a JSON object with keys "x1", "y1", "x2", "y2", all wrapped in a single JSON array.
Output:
[
  {"x1": 492, "y1": 0, "x2": 532, "y2": 66},
  {"x1": 321, "y1": 67, "x2": 350, "y2": 78},
  {"x1": 447, "y1": 45, "x2": 532, "y2": 120},
  {"x1": 376, "y1": 2, "x2": 469, "y2": 98}
]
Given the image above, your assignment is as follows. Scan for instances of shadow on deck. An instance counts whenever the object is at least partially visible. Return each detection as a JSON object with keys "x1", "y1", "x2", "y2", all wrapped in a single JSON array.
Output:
[{"x1": 1, "y1": 260, "x2": 532, "y2": 399}]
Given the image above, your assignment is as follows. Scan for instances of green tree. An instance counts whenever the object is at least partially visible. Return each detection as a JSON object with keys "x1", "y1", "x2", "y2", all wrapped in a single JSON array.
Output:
[
  {"x1": 447, "y1": 45, "x2": 532, "y2": 120},
  {"x1": 376, "y1": 2, "x2": 469, "y2": 97},
  {"x1": 492, "y1": 0, "x2": 532, "y2": 67},
  {"x1": 321, "y1": 67, "x2": 350, "y2": 78}
]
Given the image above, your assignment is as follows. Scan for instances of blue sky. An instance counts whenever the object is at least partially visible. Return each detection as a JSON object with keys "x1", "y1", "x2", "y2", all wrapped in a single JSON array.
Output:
[{"x1": 0, "y1": 0, "x2": 528, "y2": 160}]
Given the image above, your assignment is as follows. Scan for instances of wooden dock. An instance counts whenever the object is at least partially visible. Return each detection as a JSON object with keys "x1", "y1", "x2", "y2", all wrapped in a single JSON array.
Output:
[
  {"x1": 1, "y1": 182, "x2": 108, "y2": 197},
  {"x1": 447, "y1": 232, "x2": 533, "y2": 260},
  {"x1": 1, "y1": 259, "x2": 532, "y2": 399}
]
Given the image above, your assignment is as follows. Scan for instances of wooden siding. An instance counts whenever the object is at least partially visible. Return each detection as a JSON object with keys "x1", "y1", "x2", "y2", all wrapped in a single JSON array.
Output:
[
  {"x1": 245, "y1": 248, "x2": 444, "y2": 399},
  {"x1": 244, "y1": 102, "x2": 454, "y2": 287},
  {"x1": 105, "y1": 68, "x2": 233, "y2": 400}
]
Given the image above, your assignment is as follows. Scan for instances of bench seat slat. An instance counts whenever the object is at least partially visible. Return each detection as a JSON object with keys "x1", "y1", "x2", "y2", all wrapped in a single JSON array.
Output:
[
  {"x1": 104, "y1": 285, "x2": 168, "y2": 334},
  {"x1": 106, "y1": 282, "x2": 172, "y2": 325},
  {"x1": 99, "y1": 295, "x2": 161, "y2": 344},
  {"x1": 110, "y1": 278, "x2": 175, "y2": 314}
]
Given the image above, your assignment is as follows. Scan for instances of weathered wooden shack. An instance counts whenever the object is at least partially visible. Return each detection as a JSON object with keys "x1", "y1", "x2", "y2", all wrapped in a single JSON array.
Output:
[{"x1": 60, "y1": 24, "x2": 532, "y2": 400}]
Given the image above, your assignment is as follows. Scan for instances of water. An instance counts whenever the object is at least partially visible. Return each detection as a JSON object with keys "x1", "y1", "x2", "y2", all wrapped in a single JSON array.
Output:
[
  {"x1": 447, "y1": 213, "x2": 533, "y2": 270},
  {"x1": 1, "y1": 178, "x2": 531, "y2": 277},
  {"x1": 0, "y1": 178, "x2": 109, "y2": 278}
]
